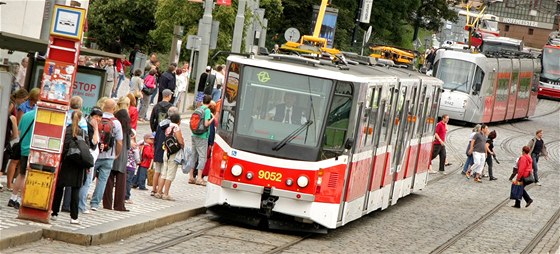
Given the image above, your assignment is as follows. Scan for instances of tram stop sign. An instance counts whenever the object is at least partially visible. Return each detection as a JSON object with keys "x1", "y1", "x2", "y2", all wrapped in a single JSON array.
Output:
[{"x1": 186, "y1": 35, "x2": 202, "y2": 51}]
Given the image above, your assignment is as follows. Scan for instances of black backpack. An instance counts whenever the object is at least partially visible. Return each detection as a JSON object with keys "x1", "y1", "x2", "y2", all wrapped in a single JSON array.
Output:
[
  {"x1": 164, "y1": 126, "x2": 181, "y2": 155},
  {"x1": 204, "y1": 74, "x2": 216, "y2": 95}
]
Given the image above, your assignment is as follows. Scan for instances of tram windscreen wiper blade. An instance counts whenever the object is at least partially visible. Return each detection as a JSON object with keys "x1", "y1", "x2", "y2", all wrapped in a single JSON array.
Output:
[
  {"x1": 450, "y1": 77, "x2": 468, "y2": 92},
  {"x1": 272, "y1": 120, "x2": 314, "y2": 151}
]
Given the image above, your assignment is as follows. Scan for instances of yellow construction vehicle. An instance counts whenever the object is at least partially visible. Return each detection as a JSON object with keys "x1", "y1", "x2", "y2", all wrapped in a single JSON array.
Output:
[
  {"x1": 279, "y1": 0, "x2": 341, "y2": 57},
  {"x1": 369, "y1": 45, "x2": 416, "y2": 66}
]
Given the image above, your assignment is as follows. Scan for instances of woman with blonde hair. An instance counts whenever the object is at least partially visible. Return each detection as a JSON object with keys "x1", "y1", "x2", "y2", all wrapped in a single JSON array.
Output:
[
  {"x1": 96, "y1": 97, "x2": 109, "y2": 109},
  {"x1": 126, "y1": 93, "x2": 139, "y2": 130},
  {"x1": 117, "y1": 96, "x2": 130, "y2": 112},
  {"x1": 51, "y1": 111, "x2": 89, "y2": 224}
]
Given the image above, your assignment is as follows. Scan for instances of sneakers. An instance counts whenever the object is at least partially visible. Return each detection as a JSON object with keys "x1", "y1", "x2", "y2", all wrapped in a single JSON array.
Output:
[
  {"x1": 70, "y1": 219, "x2": 81, "y2": 225},
  {"x1": 482, "y1": 174, "x2": 489, "y2": 178},
  {"x1": 90, "y1": 207, "x2": 98, "y2": 211},
  {"x1": 474, "y1": 178, "x2": 482, "y2": 183},
  {"x1": 150, "y1": 191, "x2": 156, "y2": 196},
  {"x1": 429, "y1": 169, "x2": 438, "y2": 174},
  {"x1": 7, "y1": 199, "x2": 15, "y2": 207},
  {"x1": 82, "y1": 209, "x2": 90, "y2": 214},
  {"x1": 536, "y1": 182, "x2": 542, "y2": 186},
  {"x1": 51, "y1": 215, "x2": 58, "y2": 221},
  {"x1": 439, "y1": 171, "x2": 447, "y2": 175},
  {"x1": 489, "y1": 177, "x2": 498, "y2": 181},
  {"x1": 526, "y1": 200, "x2": 533, "y2": 207}
]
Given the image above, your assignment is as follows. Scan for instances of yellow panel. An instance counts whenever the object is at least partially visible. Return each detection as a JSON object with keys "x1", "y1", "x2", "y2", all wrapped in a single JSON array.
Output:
[
  {"x1": 36, "y1": 109, "x2": 52, "y2": 124},
  {"x1": 22, "y1": 170, "x2": 55, "y2": 211},
  {"x1": 50, "y1": 111, "x2": 66, "y2": 126}
]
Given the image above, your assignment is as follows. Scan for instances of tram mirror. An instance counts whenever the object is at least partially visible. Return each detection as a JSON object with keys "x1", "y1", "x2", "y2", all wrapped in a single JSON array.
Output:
[{"x1": 344, "y1": 137, "x2": 354, "y2": 150}]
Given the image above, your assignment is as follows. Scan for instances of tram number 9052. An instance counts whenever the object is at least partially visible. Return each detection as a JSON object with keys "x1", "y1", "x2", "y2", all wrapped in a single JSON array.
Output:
[{"x1": 258, "y1": 170, "x2": 282, "y2": 182}]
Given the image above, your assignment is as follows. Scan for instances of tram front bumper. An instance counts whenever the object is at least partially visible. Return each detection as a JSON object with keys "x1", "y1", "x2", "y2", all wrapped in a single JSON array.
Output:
[{"x1": 205, "y1": 181, "x2": 339, "y2": 229}]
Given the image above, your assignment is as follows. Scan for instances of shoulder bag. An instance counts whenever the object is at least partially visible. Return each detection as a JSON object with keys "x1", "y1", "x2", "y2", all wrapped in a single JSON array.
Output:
[
  {"x1": 522, "y1": 171, "x2": 535, "y2": 186},
  {"x1": 66, "y1": 131, "x2": 95, "y2": 168},
  {"x1": 11, "y1": 119, "x2": 35, "y2": 159}
]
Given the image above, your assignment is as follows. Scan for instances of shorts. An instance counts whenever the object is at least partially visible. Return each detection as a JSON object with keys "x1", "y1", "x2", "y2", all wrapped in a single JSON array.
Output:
[
  {"x1": 161, "y1": 152, "x2": 178, "y2": 181},
  {"x1": 153, "y1": 162, "x2": 163, "y2": 173},
  {"x1": 19, "y1": 156, "x2": 29, "y2": 176},
  {"x1": 196, "y1": 92, "x2": 205, "y2": 103}
]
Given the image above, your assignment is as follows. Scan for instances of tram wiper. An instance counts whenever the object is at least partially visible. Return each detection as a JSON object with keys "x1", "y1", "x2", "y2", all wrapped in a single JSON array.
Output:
[
  {"x1": 272, "y1": 120, "x2": 314, "y2": 151},
  {"x1": 450, "y1": 78, "x2": 468, "y2": 93}
]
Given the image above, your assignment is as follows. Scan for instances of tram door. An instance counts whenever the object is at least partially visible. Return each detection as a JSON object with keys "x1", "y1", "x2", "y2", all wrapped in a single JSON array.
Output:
[
  {"x1": 362, "y1": 85, "x2": 383, "y2": 213},
  {"x1": 388, "y1": 84, "x2": 410, "y2": 205},
  {"x1": 505, "y1": 59, "x2": 520, "y2": 120}
]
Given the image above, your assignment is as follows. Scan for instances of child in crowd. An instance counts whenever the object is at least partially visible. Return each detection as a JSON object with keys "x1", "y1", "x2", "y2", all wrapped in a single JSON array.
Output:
[
  {"x1": 125, "y1": 130, "x2": 141, "y2": 204},
  {"x1": 133, "y1": 133, "x2": 155, "y2": 190}
]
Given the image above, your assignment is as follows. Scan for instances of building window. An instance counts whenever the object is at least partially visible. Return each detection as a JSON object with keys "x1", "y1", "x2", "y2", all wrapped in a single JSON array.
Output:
[
  {"x1": 505, "y1": 25, "x2": 510, "y2": 32},
  {"x1": 506, "y1": 0, "x2": 516, "y2": 8},
  {"x1": 528, "y1": 28, "x2": 534, "y2": 35}
]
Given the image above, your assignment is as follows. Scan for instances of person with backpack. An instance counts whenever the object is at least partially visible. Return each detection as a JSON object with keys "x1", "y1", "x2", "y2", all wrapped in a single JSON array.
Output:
[
  {"x1": 90, "y1": 99, "x2": 124, "y2": 211},
  {"x1": 527, "y1": 129, "x2": 548, "y2": 186},
  {"x1": 150, "y1": 89, "x2": 173, "y2": 132},
  {"x1": 78, "y1": 107, "x2": 102, "y2": 214},
  {"x1": 196, "y1": 66, "x2": 213, "y2": 107},
  {"x1": 151, "y1": 107, "x2": 180, "y2": 197},
  {"x1": 188, "y1": 95, "x2": 215, "y2": 186},
  {"x1": 154, "y1": 113, "x2": 184, "y2": 201}
]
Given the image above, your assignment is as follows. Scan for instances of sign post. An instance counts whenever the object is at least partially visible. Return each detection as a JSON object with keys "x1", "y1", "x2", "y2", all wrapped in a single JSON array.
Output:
[{"x1": 18, "y1": 4, "x2": 86, "y2": 223}]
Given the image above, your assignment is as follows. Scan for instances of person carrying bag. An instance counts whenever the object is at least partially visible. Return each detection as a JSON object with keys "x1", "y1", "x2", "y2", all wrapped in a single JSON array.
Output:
[{"x1": 511, "y1": 146, "x2": 534, "y2": 208}]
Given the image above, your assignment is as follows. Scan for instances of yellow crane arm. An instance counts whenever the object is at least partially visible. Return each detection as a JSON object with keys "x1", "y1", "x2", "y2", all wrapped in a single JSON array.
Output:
[{"x1": 312, "y1": 0, "x2": 329, "y2": 38}]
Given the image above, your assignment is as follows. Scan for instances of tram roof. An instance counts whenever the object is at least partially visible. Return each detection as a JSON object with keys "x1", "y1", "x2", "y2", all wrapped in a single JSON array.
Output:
[{"x1": 228, "y1": 54, "x2": 440, "y2": 85}]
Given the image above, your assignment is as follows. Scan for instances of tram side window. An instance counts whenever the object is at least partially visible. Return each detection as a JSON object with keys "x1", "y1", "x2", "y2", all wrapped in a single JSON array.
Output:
[
  {"x1": 220, "y1": 63, "x2": 241, "y2": 132},
  {"x1": 417, "y1": 87, "x2": 427, "y2": 136},
  {"x1": 368, "y1": 88, "x2": 381, "y2": 146},
  {"x1": 472, "y1": 67, "x2": 485, "y2": 95},
  {"x1": 322, "y1": 82, "x2": 353, "y2": 159}
]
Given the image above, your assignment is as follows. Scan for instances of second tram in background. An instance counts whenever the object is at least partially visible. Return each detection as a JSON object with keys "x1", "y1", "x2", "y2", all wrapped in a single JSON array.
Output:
[
  {"x1": 538, "y1": 31, "x2": 560, "y2": 99},
  {"x1": 434, "y1": 36, "x2": 541, "y2": 124},
  {"x1": 204, "y1": 53, "x2": 442, "y2": 231}
]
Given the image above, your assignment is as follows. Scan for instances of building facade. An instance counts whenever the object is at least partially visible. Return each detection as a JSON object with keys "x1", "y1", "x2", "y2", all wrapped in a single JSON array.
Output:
[{"x1": 486, "y1": 0, "x2": 560, "y2": 48}]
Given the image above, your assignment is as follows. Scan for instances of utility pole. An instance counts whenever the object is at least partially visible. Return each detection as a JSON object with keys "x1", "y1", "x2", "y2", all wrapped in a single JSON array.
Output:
[
  {"x1": 195, "y1": 0, "x2": 213, "y2": 92},
  {"x1": 258, "y1": 18, "x2": 268, "y2": 49},
  {"x1": 40, "y1": 0, "x2": 66, "y2": 41},
  {"x1": 169, "y1": 25, "x2": 184, "y2": 65},
  {"x1": 351, "y1": 0, "x2": 363, "y2": 46},
  {"x1": 232, "y1": 0, "x2": 246, "y2": 53}
]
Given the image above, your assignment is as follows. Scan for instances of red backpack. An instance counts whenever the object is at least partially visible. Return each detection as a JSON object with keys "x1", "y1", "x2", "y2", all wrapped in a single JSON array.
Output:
[
  {"x1": 98, "y1": 117, "x2": 116, "y2": 152},
  {"x1": 190, "y1": 107, "x2": 208, "y2": 135}
]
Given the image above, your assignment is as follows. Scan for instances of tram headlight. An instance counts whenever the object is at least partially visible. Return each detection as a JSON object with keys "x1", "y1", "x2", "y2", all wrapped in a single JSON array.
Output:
[
  {"x1": 231, "y1": 164, "x2": 243, "y2": 177},
  {"x1": 286, "y1": 178, "x2": 294, "y2": 186},
  {"x1": 297, "y1": 176, "x2": 309, "y2": 188},
  {"x1": 246, "y1": 171, "x2": 254, "y2": 180}
]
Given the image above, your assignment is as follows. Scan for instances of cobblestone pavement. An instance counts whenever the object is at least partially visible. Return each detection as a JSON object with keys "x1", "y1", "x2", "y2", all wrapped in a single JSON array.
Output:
[{"x1": 2, "y1": 99, "x2": 559, "y2": 253}]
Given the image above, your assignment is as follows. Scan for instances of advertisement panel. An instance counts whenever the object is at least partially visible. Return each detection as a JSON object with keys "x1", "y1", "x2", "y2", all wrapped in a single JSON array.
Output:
[{"x1": 310, "y1": 6, "x2": 339, "y2": 48}]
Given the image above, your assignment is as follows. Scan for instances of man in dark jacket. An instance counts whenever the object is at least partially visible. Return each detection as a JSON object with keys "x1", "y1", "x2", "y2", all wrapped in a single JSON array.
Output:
[
  {"x1": 157, "y1": 65, "x2": 177, "y2": 104},
  {"x1": 150, "y1": 89, "x2": 173, "y2": 132}
]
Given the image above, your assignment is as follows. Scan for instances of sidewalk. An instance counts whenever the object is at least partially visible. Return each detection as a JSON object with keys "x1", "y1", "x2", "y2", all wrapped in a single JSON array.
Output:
[{"x1": 0, "y1": 91, "x2": 205, "y2": 250}]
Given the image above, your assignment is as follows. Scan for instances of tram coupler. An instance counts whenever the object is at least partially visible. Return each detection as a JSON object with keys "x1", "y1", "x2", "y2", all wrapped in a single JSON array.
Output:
[{"x1": 259, "y1": 187, "x2": 278, "y2": 218}]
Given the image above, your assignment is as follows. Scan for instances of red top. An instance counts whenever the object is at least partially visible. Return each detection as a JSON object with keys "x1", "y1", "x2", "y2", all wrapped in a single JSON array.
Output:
[
  {"x1": 116, "y1": 59, "x2": 132, "y2": 73},
  {"x1": 516, "y1": 154, "x2": 533, "y2": 181},
  {"x1": 139, "y1": 144, "x2": 154, "y2": 168},
  {"x1": 434, "y1": 121, "x2": 447, "y2": 145},
  {"x1": 129, "y1": 105, "x2": 138, "y2": 130}
]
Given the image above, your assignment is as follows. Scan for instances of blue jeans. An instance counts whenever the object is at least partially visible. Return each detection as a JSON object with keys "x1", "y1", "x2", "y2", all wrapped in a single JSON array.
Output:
[
  {"x1": 150, "y1": 88, "x2": 158, "y2": 104},
  {"x1": 79, "y1": 168, "x2": 94, "y2": 212},
  {"x1": 132, "y1": 166, "x2": 148, "y2": 190},
  {"x1": 90, "y1": 159, "x2": 114, "y2": 209},
  {"x1": 212, "y1": 88, "x2": 221, "y2": 102},
  {"x1": 531, "y1": 153, "x2": 540, "y2": 182},
  {"x1": 126, "y1": 168, "x2": 134, "y2": 200},
  {"x1": 112, "y1": 73, "x2": 125, "y2": 97},
  {"x1": 463, "y1": 155, "x2": 474, "y2": 173}
]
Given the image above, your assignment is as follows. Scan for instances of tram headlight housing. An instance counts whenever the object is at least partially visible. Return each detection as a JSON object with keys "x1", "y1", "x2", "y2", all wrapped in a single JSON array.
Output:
[
  {"x1": 297, "y1": 176, "x2": 309, "y2": 188},
  {"x1": 231, "y1": 164, "x2": 243, "y2": 177}
]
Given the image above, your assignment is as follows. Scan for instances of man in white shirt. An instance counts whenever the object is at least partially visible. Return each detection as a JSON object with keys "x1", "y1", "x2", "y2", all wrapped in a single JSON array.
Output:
[
  {"x1": 268, "y1": 93, "x2": 306, "y2": 124},
  {"x1": 15, "y1": 57, "x2": 28, "y2": 90}
]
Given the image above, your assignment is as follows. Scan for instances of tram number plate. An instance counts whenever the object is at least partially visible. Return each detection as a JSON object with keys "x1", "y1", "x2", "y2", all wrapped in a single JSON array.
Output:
[{"x1": 258, "y1": 170, "x2": 282, "y2": 182}]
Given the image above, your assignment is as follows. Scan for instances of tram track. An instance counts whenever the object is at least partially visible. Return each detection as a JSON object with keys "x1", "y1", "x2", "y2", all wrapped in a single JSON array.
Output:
[
  {"x1": 263, "y1": 233, "x2": 313, "y2": 254},
  {"x1": 427, "y1": 126, "x2": 466, "y2": 184},
  {"x1": 430, "y1": 171, "x2": 556, "y2": 254},
  {"x1": 135, "y1": 223, "x2": 222, "y2": 254}
]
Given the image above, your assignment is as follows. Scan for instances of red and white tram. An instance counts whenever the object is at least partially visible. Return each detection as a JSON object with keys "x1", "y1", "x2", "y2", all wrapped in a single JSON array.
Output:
[
  {"x1": 539, "y1": 31, "x2": 560, "y2": 99},
  {"x1": 434, "y1": 37, "x2": 541, "y2": 124},
  {"x1": 205, "y1": 54, "x2": 442, "y2": 231}
]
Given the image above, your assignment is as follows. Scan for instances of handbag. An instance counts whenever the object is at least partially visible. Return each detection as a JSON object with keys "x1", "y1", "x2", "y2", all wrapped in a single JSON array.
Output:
[
  {"x1": 11, "y1": 119, "x2": 35, "y2": 159},
  {"x1": 510, "y1": 183, "x2": 523, "y2": 200},
  {"x1": 66, "y1": 132, "x2": 94, "y2": 168},
  {"x1": 142, "y1": 85, "x2": 156, "y2": 95},
  {"x1": 522, "y1": 171, "x2": 535, "y2": 186}
]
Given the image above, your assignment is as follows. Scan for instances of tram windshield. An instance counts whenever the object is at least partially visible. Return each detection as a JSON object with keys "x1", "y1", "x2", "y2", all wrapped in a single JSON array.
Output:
[
  {"x1": 235, "y1": 66, "x2": 331, "y2": 149},
  {"x1": 434, "y1": 58, "x2": 475, "y2": 93},
  {"x1": 542, "y1": 47, "x2": 560, "y2": 80}
]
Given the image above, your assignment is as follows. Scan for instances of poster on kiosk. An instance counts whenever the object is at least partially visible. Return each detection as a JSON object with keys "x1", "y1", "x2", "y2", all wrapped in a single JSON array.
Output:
[{"x1": 18, "y1": 4, "x2": 86, "y2": 223}]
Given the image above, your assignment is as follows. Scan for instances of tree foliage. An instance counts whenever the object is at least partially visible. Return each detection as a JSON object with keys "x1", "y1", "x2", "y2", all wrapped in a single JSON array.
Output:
[{"x1": 87, "y1": 0, "x2": 158, "y2": 52}]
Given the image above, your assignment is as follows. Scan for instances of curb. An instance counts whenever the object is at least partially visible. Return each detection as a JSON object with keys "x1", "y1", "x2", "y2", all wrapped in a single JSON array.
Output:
[{"x1": 0, "y1": 206, "x2": 206, "y2": 249}]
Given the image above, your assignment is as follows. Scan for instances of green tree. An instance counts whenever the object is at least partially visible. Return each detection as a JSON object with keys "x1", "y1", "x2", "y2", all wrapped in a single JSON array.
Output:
[
  {"x1": 87, "y1": 0, "x2": 158, "y2": 52},
  {"x1": 410, "y1": 0, "x2": 458, "y2": 42}
]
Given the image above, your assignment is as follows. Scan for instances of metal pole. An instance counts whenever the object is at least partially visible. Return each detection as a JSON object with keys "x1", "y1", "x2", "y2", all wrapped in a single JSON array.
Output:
[
  {"x1": 258, "y1": 18, "x2": 268, "y2": 49},
  {"x1": 184, "y1": 48, "x2": 195, "y2": 112},
  {"x1": 351, "y1": 0, "x2": 363, "y2": 46},
  {"x1": 232, "y1": 0, "x2": 246, "y2": 53},
  {"x1": 169, "y1": 25, "x2": 184, "y2": 65},
  {"x1": 195, "y1": 0, "x2": 213, "y2": 98},
  {"x1": 40, "y1": 0, "x2": 66, "y2": 41}
]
